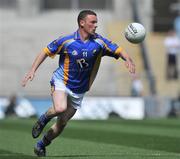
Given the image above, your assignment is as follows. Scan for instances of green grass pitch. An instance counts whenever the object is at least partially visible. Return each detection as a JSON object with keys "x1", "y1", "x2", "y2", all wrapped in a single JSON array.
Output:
[{"x1": 0, "y1": 118, "x2": 180, "y2": 159}]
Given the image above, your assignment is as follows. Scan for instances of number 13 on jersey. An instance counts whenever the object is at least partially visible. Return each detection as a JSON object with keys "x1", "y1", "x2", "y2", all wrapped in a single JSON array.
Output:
[{"x1": 76, "y1": 58, "x2": 89, "y2": 69}]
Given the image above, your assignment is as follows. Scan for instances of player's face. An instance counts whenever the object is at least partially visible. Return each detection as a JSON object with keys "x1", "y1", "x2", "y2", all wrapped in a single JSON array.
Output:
[{"x1": 81, "y1": 15, "x2": 98, "y2": 35}]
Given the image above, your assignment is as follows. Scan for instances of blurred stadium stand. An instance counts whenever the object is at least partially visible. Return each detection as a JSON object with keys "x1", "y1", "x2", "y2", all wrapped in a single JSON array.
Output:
[
  {"x1": 146, "y1": 33, "x2": 180, "y2": 97},
  {"x1": 0, "y1": 0, "x2": 179, "y2": 100},
  {"x1": 153, "y1": 0, "x2": 179, "y2": 32}
]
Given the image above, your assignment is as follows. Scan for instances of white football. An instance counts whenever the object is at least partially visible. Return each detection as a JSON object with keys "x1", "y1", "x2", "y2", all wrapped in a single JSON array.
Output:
[{"x1": 125, "y1": 23, "x2": 146, "y2": 44}]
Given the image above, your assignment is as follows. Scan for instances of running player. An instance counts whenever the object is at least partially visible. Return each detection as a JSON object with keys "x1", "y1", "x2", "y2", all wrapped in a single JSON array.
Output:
[{"x1": 22, "y1": 10, "x2": 135, "y2": 157}]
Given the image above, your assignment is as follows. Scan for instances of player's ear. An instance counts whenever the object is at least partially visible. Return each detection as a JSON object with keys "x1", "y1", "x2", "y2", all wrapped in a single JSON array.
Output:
[{"x1": 80, "y1": 20, "x2": 85, "y2": 28}]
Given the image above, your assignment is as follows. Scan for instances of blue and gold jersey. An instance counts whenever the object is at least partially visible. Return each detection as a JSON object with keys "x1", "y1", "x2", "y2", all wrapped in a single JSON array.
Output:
[{"x1": 44, "y1": 30, "x2": 123, "y2": 94}]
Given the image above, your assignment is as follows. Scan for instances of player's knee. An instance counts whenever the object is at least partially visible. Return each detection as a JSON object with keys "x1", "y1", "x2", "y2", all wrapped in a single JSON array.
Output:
[{"x1": 54, "y1": 104, "x2": 67, "y2": 114}]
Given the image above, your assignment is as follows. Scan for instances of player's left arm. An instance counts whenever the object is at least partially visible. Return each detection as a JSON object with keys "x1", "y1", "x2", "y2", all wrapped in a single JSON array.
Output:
[
  {"x1": 115, "y1": 47, "x2": 135, "y2": 74},
  {"x1": 99, "y1": 35, "x2": 135, "y2": 74}
]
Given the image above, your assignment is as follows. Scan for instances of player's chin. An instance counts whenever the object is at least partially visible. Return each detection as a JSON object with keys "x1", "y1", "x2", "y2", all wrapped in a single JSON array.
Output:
[{"x1": 90, "y1": 31, "x2": 96, "y2": 35}]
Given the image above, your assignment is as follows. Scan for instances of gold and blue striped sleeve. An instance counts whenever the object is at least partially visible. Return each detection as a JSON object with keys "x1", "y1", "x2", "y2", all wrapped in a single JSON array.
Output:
[
  {"x1": 43, "y1": 38, "x2": 65, "y2": 58},
  {"x1": 44, "y1": 37, "x2": 75, "y2": 58},
  {"x1": 114, "y1": 47, "x2": 123, "y2": 58},
  {"x1": 43, "y1": 47, "x2": 56, "y2": 58},
  {"x1": 98, "y1": 36, "x2": 123, "y2": 59}
]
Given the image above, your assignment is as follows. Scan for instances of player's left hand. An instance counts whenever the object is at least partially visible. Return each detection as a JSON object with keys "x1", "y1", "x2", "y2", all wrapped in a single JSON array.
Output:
[{"x1": 125, "y1": 57, "x2": 135, "y2": 74}]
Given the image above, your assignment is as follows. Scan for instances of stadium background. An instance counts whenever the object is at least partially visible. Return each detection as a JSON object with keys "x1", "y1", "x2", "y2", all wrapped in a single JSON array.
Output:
[{"x1": 0, "y1": 0, "x2": 179, "y2": 119}]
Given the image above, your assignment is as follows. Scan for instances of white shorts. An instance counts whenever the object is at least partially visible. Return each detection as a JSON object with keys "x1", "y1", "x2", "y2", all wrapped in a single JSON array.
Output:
[{"x1": 50, "y1": 75, "x2": 85, "y2": 109}]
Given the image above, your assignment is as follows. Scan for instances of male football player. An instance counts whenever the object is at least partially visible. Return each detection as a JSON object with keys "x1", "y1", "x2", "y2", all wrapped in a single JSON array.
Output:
[{"x1": 22, "y1": 10, "x2": 135, "y2": 157}]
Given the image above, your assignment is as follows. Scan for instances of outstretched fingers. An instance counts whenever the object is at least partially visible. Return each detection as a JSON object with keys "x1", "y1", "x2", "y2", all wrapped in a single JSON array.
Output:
[
  {"x1": 21, "y1": 72, "x2": 35, "y2": 87},
  {"x1": 125, "y1": 59, "x2": 135, "y2": 74}
]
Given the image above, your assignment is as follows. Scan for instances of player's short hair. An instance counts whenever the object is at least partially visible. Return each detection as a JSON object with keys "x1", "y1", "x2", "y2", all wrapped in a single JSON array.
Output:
[{"x1": 77, "y1": 10, "x2": 97, "y2": 26}]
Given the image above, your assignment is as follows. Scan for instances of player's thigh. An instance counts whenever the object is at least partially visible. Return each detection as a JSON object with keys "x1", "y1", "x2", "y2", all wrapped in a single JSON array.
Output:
[
  {"x1": 57, "y1": 104, "x2": 77, "y2": 125},
  {"x1": 52, "y1": 90, "x2": 67, "y2": 113}
]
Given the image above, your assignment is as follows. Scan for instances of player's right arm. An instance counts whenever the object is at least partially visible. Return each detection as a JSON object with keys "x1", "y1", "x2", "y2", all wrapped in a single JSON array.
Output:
[
  {"x1": 21, "y1": 51, "x2": 48, "y2": 87},
  {"x1": 22, "y1": 36, "x2": 67, "y2": 87}
]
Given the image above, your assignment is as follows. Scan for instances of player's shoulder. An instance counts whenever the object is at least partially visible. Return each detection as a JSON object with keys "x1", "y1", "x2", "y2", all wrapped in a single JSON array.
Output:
[
  {"x1": 94, "y1": 33, "x2": 109, "y2": 46},
  {"x1": 56, "y1": 33, "x2": 75, "y2": 44},
  {"x1": 95, "y1": 33, "x2": 110, "y2": 43},
  {"x1": 95, "y1": 33, "x2": 104, "y2": 40}
]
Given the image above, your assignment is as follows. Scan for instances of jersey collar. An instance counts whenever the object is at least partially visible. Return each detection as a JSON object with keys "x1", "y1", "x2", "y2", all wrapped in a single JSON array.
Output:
[{"x1": 74, "y1": 30, "x2": 97, "y2": 40}]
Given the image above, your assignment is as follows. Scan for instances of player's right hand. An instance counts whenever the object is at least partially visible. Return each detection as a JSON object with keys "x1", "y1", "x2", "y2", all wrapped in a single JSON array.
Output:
[{"x1": 21, "y1": 71, "x2": 35, "y2": 87}]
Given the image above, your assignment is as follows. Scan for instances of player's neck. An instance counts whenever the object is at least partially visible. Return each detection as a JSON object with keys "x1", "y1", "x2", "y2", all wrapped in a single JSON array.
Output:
[{"x1": 78, "y1": 29, "x2": 90, "y2": 42}]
